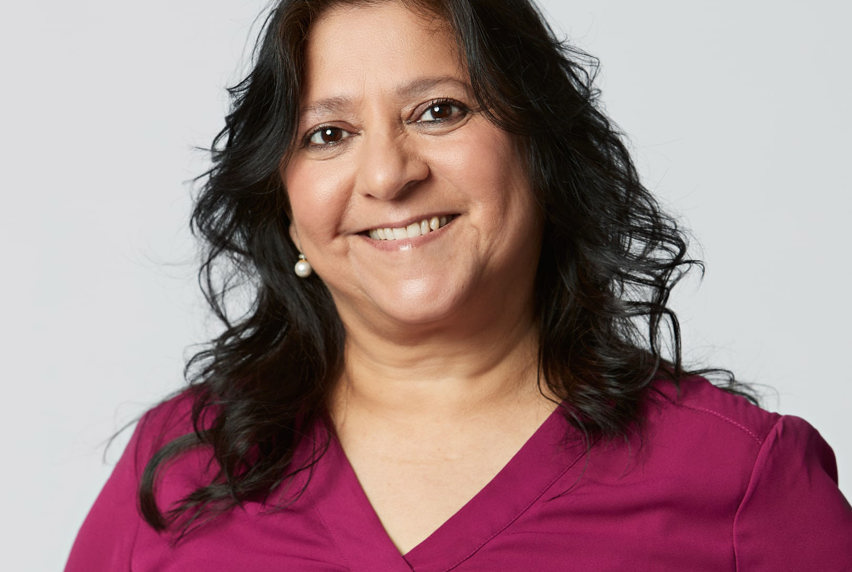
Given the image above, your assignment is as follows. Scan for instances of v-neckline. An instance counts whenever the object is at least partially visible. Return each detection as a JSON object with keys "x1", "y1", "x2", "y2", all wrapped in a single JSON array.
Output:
[{"x1": 306, "y1": 404, "x2": 586, "y2": 572}]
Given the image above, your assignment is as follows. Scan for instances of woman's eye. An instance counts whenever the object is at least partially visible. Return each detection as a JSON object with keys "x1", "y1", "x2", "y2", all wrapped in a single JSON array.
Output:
[
  {"x1": 418, "y1": 101, "x2": 467, "y2": 123},
  {"x1": 306, "y1": 126, "x2": 349, "y2": 147}
]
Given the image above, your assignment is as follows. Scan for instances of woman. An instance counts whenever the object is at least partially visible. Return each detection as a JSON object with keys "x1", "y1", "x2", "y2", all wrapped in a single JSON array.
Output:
[{"x1": 66, "y1": 0, "x2": 851, "y2": 569}]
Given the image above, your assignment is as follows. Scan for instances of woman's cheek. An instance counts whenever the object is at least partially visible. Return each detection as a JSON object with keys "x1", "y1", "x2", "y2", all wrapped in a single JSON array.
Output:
[{"x1": 286, "y1": 161, "x2": 344, "y2": 232}]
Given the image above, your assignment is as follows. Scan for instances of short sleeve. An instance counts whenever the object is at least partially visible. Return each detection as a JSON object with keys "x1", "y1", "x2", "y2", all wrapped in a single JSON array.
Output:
[{"x1": 733, "y1": 415, "x2": 852, "y2": 570}]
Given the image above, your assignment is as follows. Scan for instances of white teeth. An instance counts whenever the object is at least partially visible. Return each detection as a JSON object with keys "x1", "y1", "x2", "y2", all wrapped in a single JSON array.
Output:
[
  {"x1": 367, "y1": 216, "x2": 453, "y2": 241},
  {"x1": 406, "y1": 222, "x2": 421, "y2": 237}
]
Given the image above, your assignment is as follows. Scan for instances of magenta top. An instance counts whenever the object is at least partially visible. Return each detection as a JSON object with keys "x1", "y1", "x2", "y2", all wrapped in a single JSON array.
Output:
[{"x1": 67, "y1": 377, "x2": 852, "y2": 570}]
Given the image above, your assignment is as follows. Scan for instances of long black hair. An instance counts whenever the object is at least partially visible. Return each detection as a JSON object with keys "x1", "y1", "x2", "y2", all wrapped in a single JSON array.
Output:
[{"x1": 139, "y1": 0, "x2": 752, "y2": 532}]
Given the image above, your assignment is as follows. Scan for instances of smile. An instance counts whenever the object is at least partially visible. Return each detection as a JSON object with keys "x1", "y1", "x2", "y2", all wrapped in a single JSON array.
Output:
[{"x1": 367, "y1": 215, "x2": 454, "y2": 241}]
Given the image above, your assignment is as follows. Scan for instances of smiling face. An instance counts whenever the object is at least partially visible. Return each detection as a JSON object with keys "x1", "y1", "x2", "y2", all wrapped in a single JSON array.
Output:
[{"x1": 282, "y1": 1, "x2": 542, "y2": 335}]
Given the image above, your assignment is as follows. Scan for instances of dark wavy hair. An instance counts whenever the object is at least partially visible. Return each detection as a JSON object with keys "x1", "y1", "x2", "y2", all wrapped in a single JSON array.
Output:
[{"x1": 139, "y1": 0, "x2": 751, "y2": 532}]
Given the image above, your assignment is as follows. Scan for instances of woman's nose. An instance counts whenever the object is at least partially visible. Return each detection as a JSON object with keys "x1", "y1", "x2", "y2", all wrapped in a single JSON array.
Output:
[{"x1": 354, "y1": 128, "x2": 429, "y2": 201}]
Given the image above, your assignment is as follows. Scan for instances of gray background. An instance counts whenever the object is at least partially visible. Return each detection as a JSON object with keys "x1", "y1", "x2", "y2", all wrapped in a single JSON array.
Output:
[{"x1": 1, "y1": 0, "x2": 849, "y2": 568}]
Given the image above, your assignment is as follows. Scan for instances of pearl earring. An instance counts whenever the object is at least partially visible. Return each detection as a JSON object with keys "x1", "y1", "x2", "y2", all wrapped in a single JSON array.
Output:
[{"x1": 294, "y1": 253, "x2": 312, "y2": 278}]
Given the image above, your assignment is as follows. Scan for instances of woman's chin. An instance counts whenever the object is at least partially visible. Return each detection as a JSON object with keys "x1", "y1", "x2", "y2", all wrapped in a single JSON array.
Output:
[
  {"x1": 379, "y1": 303, "x2": 460, "y2": 330},
  {"x1": 335, "y1": 280, "x2": 476, "y2": 335}
]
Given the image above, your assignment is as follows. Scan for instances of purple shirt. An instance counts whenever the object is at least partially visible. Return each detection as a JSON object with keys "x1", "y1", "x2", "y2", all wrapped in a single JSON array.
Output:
[{"x1": 66, "y1": 377, "x2": 852, "y2": 570}]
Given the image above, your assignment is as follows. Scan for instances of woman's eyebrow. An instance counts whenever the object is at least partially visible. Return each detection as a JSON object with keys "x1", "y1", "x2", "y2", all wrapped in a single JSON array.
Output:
[
  {"x1": 300, "y1": 75, "x2": 471, "y2": 120},
  {"x1": 301, "y1": 96, "x2": 351, "y2": 119},
  {"x1": 394, "y1": 75, "x2": 471, "y2": 99}
]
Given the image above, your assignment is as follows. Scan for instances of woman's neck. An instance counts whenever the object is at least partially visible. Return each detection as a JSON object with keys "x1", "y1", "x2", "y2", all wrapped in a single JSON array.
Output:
[{"x1": 331, "y1": 307, "x2": 549, "y2": 424}]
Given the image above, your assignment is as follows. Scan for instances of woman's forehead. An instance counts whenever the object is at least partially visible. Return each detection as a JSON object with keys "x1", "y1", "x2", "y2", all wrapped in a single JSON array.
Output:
[{"x1": 299, "y1": 2, "x2": 466, "y2": 109}]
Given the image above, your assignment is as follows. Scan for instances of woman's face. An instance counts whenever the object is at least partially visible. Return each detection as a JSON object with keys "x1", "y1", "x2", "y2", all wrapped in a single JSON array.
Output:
[{"x1": 283, "y1": 1, "x2": 542, "y2": 332}]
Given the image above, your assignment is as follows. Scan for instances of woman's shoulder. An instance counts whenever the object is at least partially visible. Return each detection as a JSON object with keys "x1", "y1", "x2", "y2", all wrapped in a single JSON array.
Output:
[
  {"x1": 65, "y1": 388, "x2": 205, "y2": 571},
  {"x1": 638, "y1": 376, "x2": 839, "y2": 490},
  {"x1": 640, "y1": 376, "x2": 844, "y2": 507},
  {"x1": 116, "y1": 387, "x2": 221, "y2": 489},
  {"x1": 132, "y1": 388, "x2": 200, "y2": 456},
  {"x1": 637, "y1": 377, "x2": 851, "y2": 567},
  {"x1": 646, "y1": 375, "x2": 790, "y2": 447}
]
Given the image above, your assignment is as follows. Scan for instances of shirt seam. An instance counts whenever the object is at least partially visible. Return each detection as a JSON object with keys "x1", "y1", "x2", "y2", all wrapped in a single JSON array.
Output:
[
  {"x1": 674, "y1": 402, "x2": 765, "y2": 446},
  {"x1": 301, "y1": 447, "x2": 358, "y2": 572},
  {"x1": 444, "y1": 448, "x2": 587, "y2": 571},
  {"x1": 730, "y1": 415, "x2": 783, "y2": 572}
]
